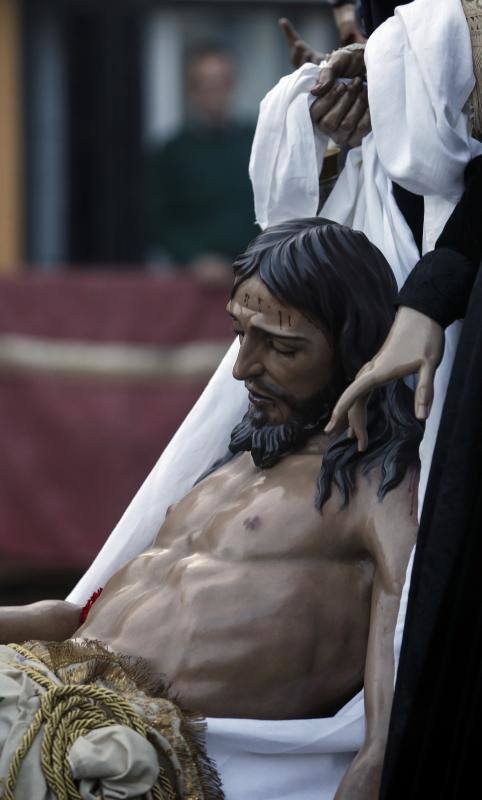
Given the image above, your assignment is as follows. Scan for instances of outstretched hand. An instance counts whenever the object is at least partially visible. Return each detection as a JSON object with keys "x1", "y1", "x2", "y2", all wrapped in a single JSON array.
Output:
[
  {"x1": 279, "y1": 18, "x2": 326, "y2": 68},
  {"x1": 324, "y1": 307, "x2": 445, "y2": 451}
]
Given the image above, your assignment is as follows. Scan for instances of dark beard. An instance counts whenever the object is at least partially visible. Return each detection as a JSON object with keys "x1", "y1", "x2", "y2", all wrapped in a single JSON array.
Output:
[{"x1": 229, "y1": 390, "x2": 334, "y2": 469}]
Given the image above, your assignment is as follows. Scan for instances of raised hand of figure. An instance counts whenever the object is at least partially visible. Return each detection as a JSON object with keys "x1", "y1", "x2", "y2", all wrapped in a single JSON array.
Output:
[
  {"x1": 332, "y1": 3, "x2": 367, "y2": 47},
  {"x1": 310, "y1": 46, "x2": 371, "y2": 147},
  {"x1": 279, "y1": 18, "x2": 326, "y2": 68},
  {"x1": 325, "y1": 307, "x2": 444, "y2": 451}
]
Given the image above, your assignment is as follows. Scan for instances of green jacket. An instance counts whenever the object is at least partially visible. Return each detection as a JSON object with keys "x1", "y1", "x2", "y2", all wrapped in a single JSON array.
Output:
[{"x1": 147, "y1": 122, "x2": 257, "y2": 265}]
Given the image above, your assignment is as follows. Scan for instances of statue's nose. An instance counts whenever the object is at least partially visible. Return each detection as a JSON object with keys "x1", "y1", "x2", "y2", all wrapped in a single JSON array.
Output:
[{"x1": 232, "y1": 339, "x2": 263, "y2": 381}]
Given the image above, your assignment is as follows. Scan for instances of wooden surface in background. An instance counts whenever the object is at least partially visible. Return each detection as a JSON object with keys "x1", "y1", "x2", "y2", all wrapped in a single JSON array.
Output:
[{"x1": 0, "y1": 0, "x2": 22, "y2": 271}]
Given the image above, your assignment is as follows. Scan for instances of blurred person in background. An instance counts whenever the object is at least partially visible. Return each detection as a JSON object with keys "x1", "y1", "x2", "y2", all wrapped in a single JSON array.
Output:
[{"x1": 147, "y1": 44, "x2": 256, "y2": 286}]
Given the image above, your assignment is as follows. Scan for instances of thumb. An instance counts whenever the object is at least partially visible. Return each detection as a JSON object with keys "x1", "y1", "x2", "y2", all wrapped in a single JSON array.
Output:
[
  {"x1": 415, "y1": 361, "x2": 436, "y2": 420},
  {"x1": 311, "y1": 50, "x2": 352, "y2": 95},
  {"x1": 326, "y1": 48, "x2": 353, "y2": 76}
]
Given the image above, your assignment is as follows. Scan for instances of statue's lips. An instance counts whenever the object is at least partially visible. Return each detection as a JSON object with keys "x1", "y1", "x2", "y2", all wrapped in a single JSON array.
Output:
[{"x1": 248, "y1": 388, "x2": 274, "y2": 405}]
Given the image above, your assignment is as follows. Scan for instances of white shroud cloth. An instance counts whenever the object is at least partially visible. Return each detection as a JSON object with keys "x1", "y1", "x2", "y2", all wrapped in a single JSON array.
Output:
[{"x1": 68, "y1": 1, "x2": 482, "y2": 797}]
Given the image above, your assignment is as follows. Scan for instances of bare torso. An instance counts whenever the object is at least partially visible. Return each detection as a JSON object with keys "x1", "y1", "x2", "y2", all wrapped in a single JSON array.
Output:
[{"x1": 77, "y1": 446, "x2": 414, "y2": 719}]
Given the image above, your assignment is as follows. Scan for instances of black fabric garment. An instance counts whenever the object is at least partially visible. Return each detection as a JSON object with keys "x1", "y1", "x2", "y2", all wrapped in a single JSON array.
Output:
[
  {"x1": 398, "y1": 248, "x2": 477, "y2": 327},
  {"x1": 397, "y1": 157, "x2": 482, "y2": 326},
  {"x1": 356, "y1": 0, "x2": 412, "y2": 36},
  {"x1": 381, "y1": 260, "x2": 482, "y2": 798},
  {"x1": 381, "y1": 157, "x2": 482, "y2": 797},
  {"x1": 392, "y1": 183, "x2": 424, "y2": 256}
]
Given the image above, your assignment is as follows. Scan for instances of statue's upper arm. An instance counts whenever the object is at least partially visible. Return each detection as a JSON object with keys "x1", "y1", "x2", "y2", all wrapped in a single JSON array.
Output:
[{"x1": 363, "y1": 471, "x2": 418, "y2": 595}]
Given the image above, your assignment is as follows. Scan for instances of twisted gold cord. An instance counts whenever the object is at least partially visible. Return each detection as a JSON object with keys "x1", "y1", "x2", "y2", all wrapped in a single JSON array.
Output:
[{"x1": 2, "y1": 654, "x2": 176, "y2": 800}]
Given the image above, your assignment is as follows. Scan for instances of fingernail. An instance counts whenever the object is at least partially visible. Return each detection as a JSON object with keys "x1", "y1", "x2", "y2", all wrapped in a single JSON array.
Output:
[
  {"x1": 335, "y1": 83, "x2": 345, "y2": 94},
  {"x1": 324, "y1": 420, "x2": 335, "y2": 433}
]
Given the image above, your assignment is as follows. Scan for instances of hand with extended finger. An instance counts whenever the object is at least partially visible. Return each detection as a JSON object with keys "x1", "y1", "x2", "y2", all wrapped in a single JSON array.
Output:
[
  {"x1": 324, "y1": 307, "x2": 444, "y2": 451},
  {"x1": 278, "y1": 18, "x2": 326, "y2": 68},
  {"x1": 310, "y1": 46, "x2": 370, "y2": 147}
]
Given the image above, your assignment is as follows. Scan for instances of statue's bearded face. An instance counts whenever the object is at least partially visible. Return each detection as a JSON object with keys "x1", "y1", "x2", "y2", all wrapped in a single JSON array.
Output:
[{"x1": 228, "y1": 274, "x2": 334, "y2": 427}]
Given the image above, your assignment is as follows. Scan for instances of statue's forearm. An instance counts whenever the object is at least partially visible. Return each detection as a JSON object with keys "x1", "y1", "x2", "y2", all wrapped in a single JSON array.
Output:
[
  {"x1": 361, "y1": 574, "x2": 401, "y2": 755},
  {"x1": 0, "y1": 600, "x2": 81, "y2": 645},
  {"x1": 334, "y1": 575, "x2": 401, "y2": 799}
]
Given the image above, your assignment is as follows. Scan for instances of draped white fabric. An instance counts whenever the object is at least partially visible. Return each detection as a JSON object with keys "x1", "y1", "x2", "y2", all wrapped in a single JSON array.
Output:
[{"x1": 68, "y1": 1, "x2": 481, "y2": 797}]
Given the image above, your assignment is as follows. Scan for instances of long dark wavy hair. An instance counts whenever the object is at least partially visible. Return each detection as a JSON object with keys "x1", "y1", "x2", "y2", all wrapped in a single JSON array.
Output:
[{"x1": 230, "y1": 217, "x2": 423, "y2": 509}]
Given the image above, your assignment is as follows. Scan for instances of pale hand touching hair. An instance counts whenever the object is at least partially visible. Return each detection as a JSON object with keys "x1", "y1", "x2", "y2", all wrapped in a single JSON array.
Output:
[{"x1": 325, "y1": 307, "x2": 445, "y2": 451}]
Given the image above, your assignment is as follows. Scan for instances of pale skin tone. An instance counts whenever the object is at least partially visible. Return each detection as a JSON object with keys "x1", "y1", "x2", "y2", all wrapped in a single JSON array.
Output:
[
  {"x1": 325, "y1": 307, "x2": 445, "y2": 448},
  {"x1": 0, "y1": 277, "x2": 418, "y2": 798}
]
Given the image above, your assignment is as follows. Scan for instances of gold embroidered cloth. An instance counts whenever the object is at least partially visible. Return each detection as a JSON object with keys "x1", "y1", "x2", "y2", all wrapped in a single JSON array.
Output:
[{"x1": 0, "y1": 639, "x2": 224, "y2": 800}]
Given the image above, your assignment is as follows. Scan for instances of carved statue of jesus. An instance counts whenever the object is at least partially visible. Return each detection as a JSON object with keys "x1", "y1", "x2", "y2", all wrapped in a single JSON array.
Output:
[{"x1": 0, "y1": 218, "x2": 420, "y2": 799}]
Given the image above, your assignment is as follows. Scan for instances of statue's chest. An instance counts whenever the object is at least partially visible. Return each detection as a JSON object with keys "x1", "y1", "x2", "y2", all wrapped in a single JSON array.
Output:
[{"x1": 164, "y1": 453, "x2": 353, "y2": 562}]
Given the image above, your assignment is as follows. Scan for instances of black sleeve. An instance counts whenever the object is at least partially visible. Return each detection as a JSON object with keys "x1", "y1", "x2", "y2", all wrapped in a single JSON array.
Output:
[
  {"x1": 397, "y1": 156, "x2": 482, "y2": 328},
  {"x1": 397, "y1": 248, "x2": 478, "y2": 329}
]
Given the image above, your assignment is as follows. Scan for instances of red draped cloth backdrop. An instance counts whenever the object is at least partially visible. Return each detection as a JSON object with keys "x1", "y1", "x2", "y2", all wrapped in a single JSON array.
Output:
[{"x1": 0, "y1": 273, "x2": 231, "y2": 596}]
